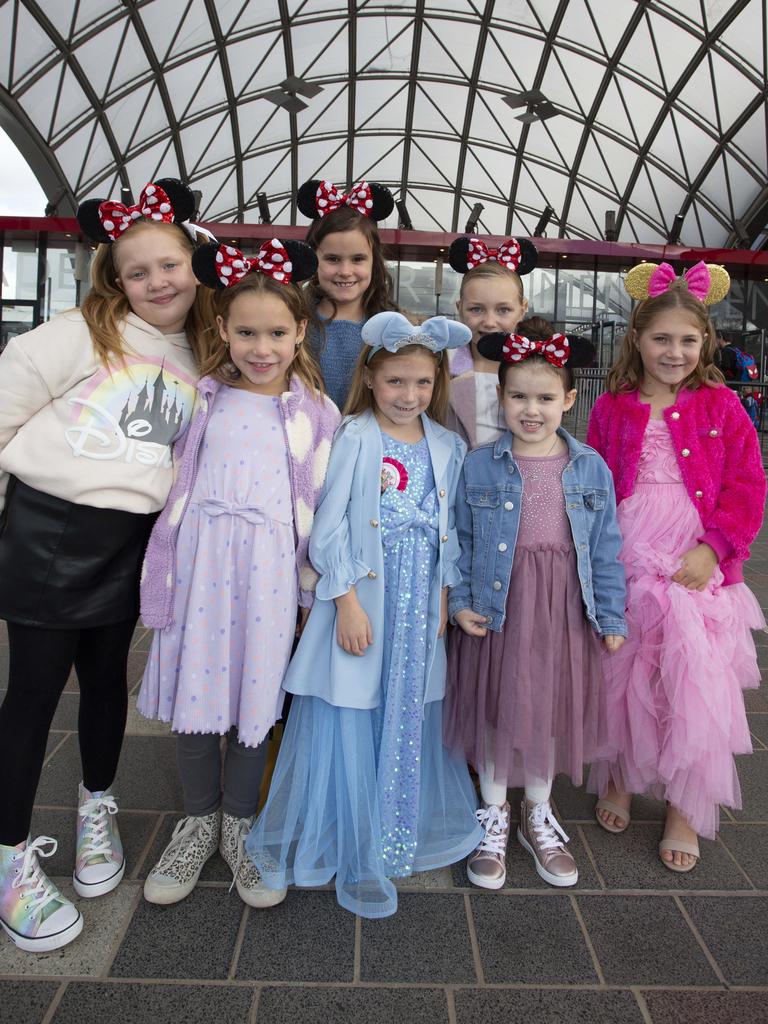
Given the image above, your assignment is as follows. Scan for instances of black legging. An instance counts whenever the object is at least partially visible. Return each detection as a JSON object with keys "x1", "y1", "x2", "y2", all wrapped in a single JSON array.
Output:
[{"x1": 0, "y1": 619, "x2": 136, "y2": 846}]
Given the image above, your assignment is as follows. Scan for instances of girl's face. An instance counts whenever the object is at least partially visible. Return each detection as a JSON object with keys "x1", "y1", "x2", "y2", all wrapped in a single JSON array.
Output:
[
  {"x1": 365, "y1": 349, "x2": 436, "y2": 435},
  {"x1": 218, "y1": 290, "x2": 306, "y2": 396},
  {"x1": 315, "y1": 228, "x2": 373, "y2": 318},
  {"x1": 635, "y1": 308, "x2": 705, "y2": 395},
  {"x1": 457, "y1": 275, "x2": 528, "y2": 351},
  {"x1": 114, "y1": 225, "x2": 198, "y2": 334},
  {"x1": 498, "y1": 361, "x2": 576, "y2": 456}
]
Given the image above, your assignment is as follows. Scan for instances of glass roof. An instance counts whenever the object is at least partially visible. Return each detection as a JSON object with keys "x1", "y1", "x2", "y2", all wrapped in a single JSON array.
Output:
[{"x1": 1, "y1": 0, "x2": 766, "y2": 246}]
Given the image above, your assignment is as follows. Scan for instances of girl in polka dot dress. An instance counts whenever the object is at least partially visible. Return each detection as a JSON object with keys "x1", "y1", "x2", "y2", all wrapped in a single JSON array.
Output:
[{"x1": 137, "y1": 239, "x2": 340, "y2": 908}]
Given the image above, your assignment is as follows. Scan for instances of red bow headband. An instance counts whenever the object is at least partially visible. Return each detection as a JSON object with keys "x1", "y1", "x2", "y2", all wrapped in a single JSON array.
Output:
[
  {"x1": 502, "y1": 333, "x2": 570, "y2": 368},
  {"x1": 98, "y1": 183, "x2": 175, "y2": 241},
  {"x1": 315, "y1": 180, "x2": 373, "y2": 217},
  {"x1": 466, "y1": 237, "x2": 522, "y2": 271},
  {"x1": 214, "y1": 240, "x2": 294, "y2": 287}
]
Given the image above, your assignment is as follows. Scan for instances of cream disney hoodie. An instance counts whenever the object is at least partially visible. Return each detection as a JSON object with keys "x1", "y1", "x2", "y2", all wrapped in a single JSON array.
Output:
[{"x1": 0, "y1": 311, "x2": 198, "y2": 514}]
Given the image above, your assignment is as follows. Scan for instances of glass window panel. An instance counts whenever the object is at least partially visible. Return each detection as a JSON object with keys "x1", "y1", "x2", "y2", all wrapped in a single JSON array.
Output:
[
  {"x1": 241, "y1": 151, "x2": 291, "y2": 203},
  {"x1": 612, "y1": 74, "x2": 662, "y2": 140},
  {"x1": 555, "y1": 48, "x2": 606, "y2": 113},
  {"x1": 558, "y1": 0, "x2": 605, "y2": 56},
  {"x1": 53, "y1": 123, "x2": 97, "y2": 189},
  {"x1": 584, "y1": 0, "x2": 636, "y2": 54},
  {"x1": 44, "y1": 238, "x2": 88, "y2": 318},
  {"x1": 210, "y1": 0, "x2": 247, "y2": 35},
  {"x1": 406, "y1": 187, "x2": 455, "y2": 231},
  {"x1": 44, "y1": 2, "x2": 78, "y2": 39},
  {"x1": 164, "y1": 56, "x2": 216, "y2": 120},
  {"x1": 1, "y1": 303, "x2": 36, "y2": 352},
  {"x1": 418, "y1": 21, "x2": 476, "y2": 78},
  {"x1": 658, "y1": 113, "x2": 712, "y2": 177},
  {"x1": 745, "y1": 281, "x2": 768, "y2": 335},
  {"x1": 590, "y1": 132, "x2": 636, "y2": 194},
  {"x1": 461, "y1": 145, "x2": 509, "y2": 200},
  {"x1": 689, "y1": 202, "x2": 726, "y2": 247},
  {"x1": 411, "y1": 137, "x2": 460, "y2": 187},
  {"x1": 291, "y1": 20, "x2": 346, "y2": 75},
  {"x1": 595, "y1": 270, "x2": 632, "y2": 351},
  {"x1": 677, "y1": 60, "x2": 719, "y2": 130},
  {"x1": 627, "y1": 169, "x2": 662, "y2": 231},
  {"x1": 356, "y1": 17, "x2": 414, "y2": 74},
  {"x1": 492, "y1": 1, "x2": 544, "y2": 31},
  {"x1": 725, "y1": 159, "x2": 762, "y2": 214},
  {"x1": 732, "y1": 107, "x2": 767, "y2": 171},
  {"x1": 541, "y1": 53, "x2": 584, "y2": 113},
  {"x1": 526, "y1": 266, "x2": 557, "y2": 322},
  {"x1": 411, "y1": 83, "x2": 466, "y2": 136},
  {"x1": 424, "y1": 16, "x2": 480, "y2": 79},
  {"x1": 647, "y1": 13, "x2": 701, "y2": 89},
  {"x1": 123, "y1": 141, "x2": 179, "y2": 198},
  {"x1": 0, "y1": 3, "x2": 13, "y2": 88},
  {"x1": 105, "y1": 21, "x2": 146, "y2": 93},
  {"x1": 193, "y1": 59, "x2": 228, "y2": 111},
  {"x1": 72, "y1": 21, "x2": 126, "y2": 100},
  {"x1": 226, "y1": 34, "x2": 283, "y2": 97},
  {"x1": 166, "y1": 0, "x2": 217, "y2": 58},
  {"x1": 11, "y1": 5, "x2": 53, "y2": 84},
  {"x1": 468, "y1": 93, "x2": 516, "y2": 152},
  {"x1": 480, "y1": 30, "x2": 543, "y2": 91},
  {"x1": 595, "y1": 76, "x2": 637, "y2": 143},
  {"x1": 528, "y1": 0, "x2": 566, "y2": 25},
  {"x1": 425, "y1": 0, "x2": 476, "y2": 13},
  {"x1": 296, "y1": 139, "x2": 348, "y2": 189},
  {"x1": 106, "y1": 82, "x2": 152, "y2": 153},
  {"x1": 2, "y1": 234, "x2": 39, "y2": 300},
  {"x1": 562, "y1": 189, "x2": 600, "y2": 239},
  {"x1": 296, "y1": 85, "x2": 347, "y2": 137},
  {"x1": 78, "y1": 128, "x2": 116, "y2": 192},
  {"x1": 708, "y1": 52, "x2": 760, "y2": 130},
  {"x1": 356, "y1": 141, "x2": 403, "y2": 202},
  {"x1": 394, "y1": 259, "x2": 444, "y2": 318},
  {"x1": 18, "y1": 71, "x2": 60, "y2": 142},
  {"x1": 700, "y1": 158, "x2": 729, "y2": 215},
  {"x1": 75, "y1": 0, "x2": 121, "y2": 35},
  {"x1": 130, "y1": 84, "x2": 175, "y2": 150},
  {"x1": 195, "y1": 165, "x2": 238, "y2": 219},
  {"x1": 356, "y1": 83, "x2": 409, "y2": 132},
  {"x1": 578, "y1": 135, "x2": 618, "y2": 194},
  {"x1": 555, "y1": 265, "x2": 596, "y2": 327},
  {"x1": 652, "y1": 178, "x2": 689, "y2": 229},
  {"x1": 184, "y1": 116, "x2": 231, "y2": 175},
  {"x1": 719, "y1": 2, "x2": 764, "y2": 76},
  {"x1": 619, "y1": 18, "x2": 661, "y2": 89},
  {"x1": 241, "y1": 102, "x2": 288, "y2": 153},
  {"x1": 51, "y1": 67, "x2": 91, "y2": 137}
]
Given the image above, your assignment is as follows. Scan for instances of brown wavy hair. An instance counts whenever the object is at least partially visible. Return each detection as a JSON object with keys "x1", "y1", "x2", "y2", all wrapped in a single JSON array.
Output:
[
  {"x1": 198, "y1": 274, "x2": 325, "y2": 398},
  {"x1": 81, "y1": 221, "x2": 217, "y2": 371},
  {"x1": 344, "y1": 343, "x2": 449, "y2": 424},
  {"x1": 304, "y1": 207, "x2": 398, "y2": 320},
  {"x1": 606, "y1": 283, "x2": 723, "y2": 394},
  {"x1": 457, "y1": 260, "x2": 527, "y2": 303}
]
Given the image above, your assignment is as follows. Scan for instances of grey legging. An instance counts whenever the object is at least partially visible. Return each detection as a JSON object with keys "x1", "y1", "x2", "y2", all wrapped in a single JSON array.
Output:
[{"x1": 176, "y1": 729, "x2": 269, "y2": 819}]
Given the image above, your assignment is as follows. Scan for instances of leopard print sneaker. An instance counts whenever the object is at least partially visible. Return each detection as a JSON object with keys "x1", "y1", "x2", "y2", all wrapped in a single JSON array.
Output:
[
  {"x1": 143, "y1": 810, "x2": 221, "y2": 905},
  {"x1": 219, "y1": 812, "x2": 286, "y2": 909}
]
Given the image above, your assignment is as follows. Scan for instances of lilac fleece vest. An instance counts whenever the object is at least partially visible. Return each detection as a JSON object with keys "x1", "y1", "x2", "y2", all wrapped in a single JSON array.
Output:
[{"x1": 140, "y1": 374, "x2": 340, "y2": 627}]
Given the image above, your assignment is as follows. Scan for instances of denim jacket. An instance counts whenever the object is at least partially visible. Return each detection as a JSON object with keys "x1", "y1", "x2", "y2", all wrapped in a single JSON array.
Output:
[{"x1": 448, "y1": 428, "x2": 627, "y2": 637}]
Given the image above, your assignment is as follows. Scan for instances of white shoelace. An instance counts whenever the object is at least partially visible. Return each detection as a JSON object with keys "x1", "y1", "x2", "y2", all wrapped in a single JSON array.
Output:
[
  {"x1": 12, "y1": 836, "x2": 61, "y2": 920},
  {"x1": 156, "y1": 816, "x2": 210, "y2": 871},
  {"x1": 529, "y1": 801, "x2": 570, "y2": 851},
  {"x1": 78, "y1": 794, "x2": 119, "y2": 860},
  {"x1": 475, "y1": 804, "x2": 509, "y2": 855}
]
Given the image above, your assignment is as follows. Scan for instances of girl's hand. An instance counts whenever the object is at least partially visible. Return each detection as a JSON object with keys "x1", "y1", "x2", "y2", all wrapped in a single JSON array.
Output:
[
  {"x1": 455, "y1": 608, "x2": 489, "y2": 637},
  {"x1": 672, "y1": 543, "x2": 718, "y2": 591},
  {"x1": 603, "y1": 635, "x2": 625, "y2": 653},
  {"x1": 295, "y1": 606, "x2": 311, "y2": 638},
  {"x1": 335, "y1": 590, "x2": 373, "y2": 656},
  {"x1": 438, "y1": 587, "x2": 449, "y2": 637}
]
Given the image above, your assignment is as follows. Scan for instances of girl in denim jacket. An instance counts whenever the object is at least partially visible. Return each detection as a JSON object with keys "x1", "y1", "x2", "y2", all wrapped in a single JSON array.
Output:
[
  {"x1": 445, "y1": 324, "x2": 626, "y2": 889},
  {"x1": 587, "y1": 263, "x2": 766, "y2": 872}
]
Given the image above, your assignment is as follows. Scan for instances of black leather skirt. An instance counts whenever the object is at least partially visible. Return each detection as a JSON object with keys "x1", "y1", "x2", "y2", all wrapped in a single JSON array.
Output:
[{"x1": 0, "y1": 477, "x2": 156, "y2": 628}]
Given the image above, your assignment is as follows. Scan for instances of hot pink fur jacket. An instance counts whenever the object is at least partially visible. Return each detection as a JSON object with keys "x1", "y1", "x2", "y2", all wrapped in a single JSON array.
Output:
[{"x1": 587, "y1": 384, "x2": 766, "y2": 585}]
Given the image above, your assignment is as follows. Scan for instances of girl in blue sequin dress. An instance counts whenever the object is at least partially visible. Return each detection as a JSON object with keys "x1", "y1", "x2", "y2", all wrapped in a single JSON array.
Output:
[{"x1": 246, "y1": 313, "x2": 482, "y2": 917}]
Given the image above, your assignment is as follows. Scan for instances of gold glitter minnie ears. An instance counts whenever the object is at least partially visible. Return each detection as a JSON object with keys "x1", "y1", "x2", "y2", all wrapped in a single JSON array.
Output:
[{"x1": 625, "y1": 260, "x2": 730, "y2": 306}]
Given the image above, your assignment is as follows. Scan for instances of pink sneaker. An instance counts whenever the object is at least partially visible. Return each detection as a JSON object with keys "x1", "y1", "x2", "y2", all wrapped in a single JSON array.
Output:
[
  {"x1": 466, "y1": 802, "x2": 511, "y2": 890},
  {"x1": 517, "y1": 799, "x2": 578, "y2": 887}
]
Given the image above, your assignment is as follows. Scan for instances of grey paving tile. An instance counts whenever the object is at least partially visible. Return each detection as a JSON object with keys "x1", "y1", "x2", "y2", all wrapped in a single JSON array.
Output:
[
  {"x1": 581, "y1": 822, "x2": 751, "y2": 890},
  {"x1": 125, "y1": 692, "x2": 173, "y2": 737},
  {"x1": 236, "y1": 890, "x2": 354, "y2": 982},
  {"x1": 0, "y1": 643, "x2": 8, "y2": 684},
  {"x1": 257, "y1": 986, "x2": 449, "y2": 1024},
  {"x1": 576, "y1": 895, "x2": 719, "y2": 985},
  {"x1": 138, "y1": 813, "x2": 232, "y2": 881},
  {"x1": 361, "y1": 892, "x2": 475, "y2": 983},
  {"x1": 112, "y1": 735, "x2": 184, "y2": 811},
  {"x1": 26, "y1": 807, "x2": 159, "y2": 880},
  {"x1": 131, "y1": 627, "x2": 154, "y2": 653},
  {"x1": 52, "y1": 981, "x2": 254, "y2": 1023},
  {"x1": 644, "y1": 989, "x2": 768, "y2": 1024},
  {"x1": 470, "y1": 894, "x2": 596, "y2": 984},
  {"x1": 743, "y1": 686, "x2": 768, "y2": 712},
  {"x1": 394, "y1": 865, "x2": 454, "y2": 889},
  {"x1": 553, "y1": 776, "x2": 665, "y2": 822},
  {"x1": 718, "y1": 823, "x2": 768, "y2": 888},
  {"x1": 452, "y1": 821, "x2": 601, "y2": 890},
  {"x1": 109, "y1": 886, "x2": 243, "y2": 979},
  {"x1": 681, "y1": 894, "x2": 768, "y2": 985},
  {"x1": 747, "y1": 712, "x2": 768, "y2": 747},
  {"x1": 732, "y1": 751, "x2": 768, "y2": 820},
  {"x1": 0, "y1": 880, "x2": 139, "y2": 977},
  {"x1": 0, "y1": 980, "x2": 60, "y2": 1024},
  {"x1": 453, "y1": 987, "x2": 645, "y2": 1024}
]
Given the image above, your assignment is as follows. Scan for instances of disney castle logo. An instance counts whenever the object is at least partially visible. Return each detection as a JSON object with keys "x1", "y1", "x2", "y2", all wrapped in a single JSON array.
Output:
[{"x1": 66, "y1": 362, "x2": 189, "y2": 465}]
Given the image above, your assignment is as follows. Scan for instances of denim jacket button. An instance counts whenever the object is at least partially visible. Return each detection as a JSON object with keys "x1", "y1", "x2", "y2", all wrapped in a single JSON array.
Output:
[
  {"x1": 492, "y1": 581, "x2": 502, "y2": 590},
  {"x1": 441, "y1": 535, "x2": 448, "y2": 543},
  {"x1": 486, "y1": 616, "x2": 493, "y2": 623},
  {"x1": 504, "y1": 501, "x2": 514, "y2": 510},
  {"x1": 367, "y1": 570, "x2": 377, "y2": 579},
  {"x1": 370, "y1": 519, "x2": 379, "y2": 527},
  {"x1": 498, "y1": 542, "x2": 507, "y2": 552},
  {"x1": 439, "y1": 489, "x2": 446, "y2": 497}
]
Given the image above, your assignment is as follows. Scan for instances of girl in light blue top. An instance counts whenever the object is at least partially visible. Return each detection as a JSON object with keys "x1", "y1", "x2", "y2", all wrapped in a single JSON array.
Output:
[{"x1": 246, "y1": 312, "x2": 483, "y2": 918}]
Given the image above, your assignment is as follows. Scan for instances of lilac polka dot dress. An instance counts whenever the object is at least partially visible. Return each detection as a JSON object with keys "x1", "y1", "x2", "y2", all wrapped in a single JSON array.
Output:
[{"x1": 138, "y1": 387, "x2": 297, "y2": 746}]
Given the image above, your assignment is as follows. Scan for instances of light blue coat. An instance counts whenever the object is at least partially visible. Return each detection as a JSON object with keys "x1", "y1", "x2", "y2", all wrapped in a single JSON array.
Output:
[{"x1": 283, "y1": 409, "x2": 465, "y2": 710}]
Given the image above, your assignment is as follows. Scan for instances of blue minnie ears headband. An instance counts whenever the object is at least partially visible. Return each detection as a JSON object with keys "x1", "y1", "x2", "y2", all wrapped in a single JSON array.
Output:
[{"x1": 361, "y1": 312, "x2": 471, "y2": 363}]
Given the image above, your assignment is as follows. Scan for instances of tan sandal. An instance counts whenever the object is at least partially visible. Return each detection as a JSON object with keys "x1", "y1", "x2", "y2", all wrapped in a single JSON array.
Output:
[
  {"x1": 658, "y1": 838, "x2": 700, "y2": 873},
  {"x1": 594, "y1": 797, "x2": 631, "y2": 834}
]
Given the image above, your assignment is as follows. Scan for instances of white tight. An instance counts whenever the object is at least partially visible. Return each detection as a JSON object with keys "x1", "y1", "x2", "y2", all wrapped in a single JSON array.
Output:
[{"x1": 479, "y1": 739, "x2": 555, "y2": 807}]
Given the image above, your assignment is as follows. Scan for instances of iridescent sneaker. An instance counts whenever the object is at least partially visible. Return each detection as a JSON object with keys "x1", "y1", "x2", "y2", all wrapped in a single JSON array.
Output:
[
  {"x1": 143, "y1": 811, "x2": 221, "y2": 905},
  {"x1": 73, "y1": 783, "x2": 125, "y2": 898},
  {"x1": 466, "y1": 802, "x2": 511, "y2": 890},
  {"x1": 0, "y1": 836, "x2": 83, "y2": 952},
  {"x1": 219, "y1": 812, "x2": 287, "y2": 909},
  {"x1": 517, "y1": 799, "x2": 578, "y2": 887}
]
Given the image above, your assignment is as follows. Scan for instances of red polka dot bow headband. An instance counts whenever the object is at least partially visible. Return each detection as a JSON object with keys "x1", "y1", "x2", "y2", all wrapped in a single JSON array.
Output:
[
  {"x1": 448, "y1": 234, "x2": 538, "y2": 276},
  {"x1": 192, "y1": 239, "x2": 317, "y2": 290},
  {"x1": 315, "y1": 180, "x2": 373, "y2": 217},
  {"x1": 296, "y1": 178, "x2": 395, "y2": 222},
  {"x1": 76, "y1": 177, "x2": 198, "y2": 244},
  {"x1": 98, "y1": 183, "x2": 175, "y2": 241},
  {"x1": 502, "y1": 333, "x2": 570, "y2": 367}
]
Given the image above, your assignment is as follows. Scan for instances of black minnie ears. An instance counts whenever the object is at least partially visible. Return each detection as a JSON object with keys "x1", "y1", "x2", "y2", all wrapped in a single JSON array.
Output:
[
  {"x1": 296, "y1": 179, "x2": 395, "y2": 222},
  {"x1": 477, "y1": 333, "x2": 508, "y2": 362},
  {"x1": 192, "y1": 239, "x2": 318, "y2": 289},
  {"x1": 76, "y1": 178, "x2": 197, "y2": 243},
  {"x1": 448, "y1": 235, "x2": 538, "y2": 276}
]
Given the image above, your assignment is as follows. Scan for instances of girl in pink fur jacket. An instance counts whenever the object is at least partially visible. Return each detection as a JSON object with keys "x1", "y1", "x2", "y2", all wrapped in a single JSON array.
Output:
[{"x1": 586, "y1": 261, "x2": 766, "y2": 872}]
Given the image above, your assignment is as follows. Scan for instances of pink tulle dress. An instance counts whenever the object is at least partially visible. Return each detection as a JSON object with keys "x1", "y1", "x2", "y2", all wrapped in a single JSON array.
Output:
[{"x1": 589, "y1": 418, "x2": 765, "y2": 838}]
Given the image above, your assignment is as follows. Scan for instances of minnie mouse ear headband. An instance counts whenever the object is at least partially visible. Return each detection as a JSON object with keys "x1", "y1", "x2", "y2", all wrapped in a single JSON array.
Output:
[
  {"x1": 76, "y1": 179, "x2": 205, "y2": 244},
  {"x1": 448, "y1": 235, "x2": 538, "y2": 276},
  {"x1": 478, "y1": 331, "x2": 570, "y2": 368},
  {"x1": 624, "y1": 260, "x2": 730, "y2": 306},
  {"x1": 362, "y1": 312, "x2": 471, "y2": 363},
  {"x1": 296, "y1": 179, "x2": 395, "y2": 222},
  {"x1": 192, "y1": 239, "x2": 317, "y2": 289}
]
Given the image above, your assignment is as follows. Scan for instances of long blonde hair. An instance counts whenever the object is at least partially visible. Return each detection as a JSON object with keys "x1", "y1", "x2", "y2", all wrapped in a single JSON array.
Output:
[
  {"x1": 81, "y1": 221, "x2": 216, "y2": 371},
  {"x1": 606, "y1": 283, "x2": 723, "y2": 393},
  {"x1": 198, "y1": 274, "x2": 325, "y2": 398},
  {"x1": 344, "y1": 343, "x2": 449, "y2": 424}
]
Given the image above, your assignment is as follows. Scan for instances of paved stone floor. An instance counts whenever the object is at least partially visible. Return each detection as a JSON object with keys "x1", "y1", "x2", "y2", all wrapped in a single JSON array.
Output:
[{"x1": 2, "y1": 540, "x2": 768, "y2": 1023}]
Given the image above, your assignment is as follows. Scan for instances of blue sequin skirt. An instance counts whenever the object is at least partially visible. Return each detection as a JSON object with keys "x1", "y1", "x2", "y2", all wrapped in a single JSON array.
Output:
[{"x1": 245, "y1": 694, "x2": 482, "y2": 918}]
